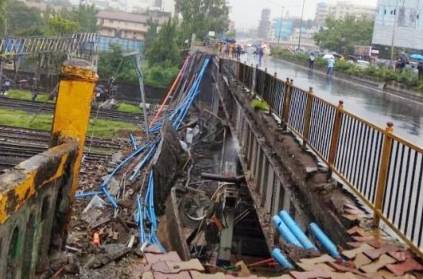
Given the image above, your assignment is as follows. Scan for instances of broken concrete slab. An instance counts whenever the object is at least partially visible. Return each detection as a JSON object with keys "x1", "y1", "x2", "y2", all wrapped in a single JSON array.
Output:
[
  {"x1": 342, "y1": 244, "x2": 374, "y2": 259},
  {"x1": 353, "y1": 253, "x2": 372, "y2": 268},
  {"x1": 360, "y1": 254, "x2": 396, "y2": 273},
  {"x1": 84, "y1": 244, "x2": 131, "y2": 269},
  {"x1": 385, "y1": 257, "x2": 423, "y2": 276}
]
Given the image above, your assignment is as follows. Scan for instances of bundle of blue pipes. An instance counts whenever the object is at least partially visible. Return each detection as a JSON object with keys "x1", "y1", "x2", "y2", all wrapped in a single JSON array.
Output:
[{"x1": 76, "y1": 52, "x2": 211, "y2": 250}]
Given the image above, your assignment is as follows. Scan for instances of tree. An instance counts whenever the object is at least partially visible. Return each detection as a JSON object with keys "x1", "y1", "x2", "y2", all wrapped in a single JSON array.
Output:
[
  {"x1": 48, "y1": 16, "x2": 80, "y2": 35},
  {"x1": 98, "y1": 45, "x2": 137, "y2": 83},
  {"x1": 0, "y1": 0, "x2": 6, "y2": 35},
  {"x1": 62, "y1": 5, "x2": 98, "y2": 33},
  {"x1": 314, "y1": 16, "x2": 374, "y2": 55},
  {"x1": 144, "y1": 20, "x2": 159, "y2": 51},
  {"x1": 146, "y1": 19, "x2": 180, "y2": 66},
  {"x1": 0, "y1": 0, "x2": 44, "y2": 36},
  {"x1": 178, "y1": 0, "x2": 229, "y2": 41}
]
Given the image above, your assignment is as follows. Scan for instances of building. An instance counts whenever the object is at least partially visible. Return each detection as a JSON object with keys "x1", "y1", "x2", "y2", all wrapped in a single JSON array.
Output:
[
  {"x1": 97, "y1": 10, "x2": 171, "y2": 51},
  {"x1": 272, "y1": 18, "x2": 294, "y2": 42},
  {"x1": 315, "y1": 2, "x2": 329, "y2": 27},
  {"x1": 315, "y1": 1, "x2": 376, "y2": 27},
  {"x1": 372, "y1": 0, "x2": 423, "y2": 50},
  {"x1": 129, "y1": 0, "x2": 175, "y2": 15},
  {"x1": 18, "y1": 0, "x2": 66, "y2": 12},
  {"x1": 290, "y1": 27, "x2": 318, "y2": 47},
  {"x1": 328, "y1": 1, "x2": 376, "y2": 20},
  {"x1": 257, "y1": 9, "x2": 272, "y2": 40}
]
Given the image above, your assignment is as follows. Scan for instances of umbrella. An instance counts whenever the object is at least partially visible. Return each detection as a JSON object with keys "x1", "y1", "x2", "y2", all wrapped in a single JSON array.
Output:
[
  {"x1": 323, "y1": 54, "x2": 335, "y2": 60},
  {"x1": 410, "y1": 54, "x2": 423, "y2": 61}
]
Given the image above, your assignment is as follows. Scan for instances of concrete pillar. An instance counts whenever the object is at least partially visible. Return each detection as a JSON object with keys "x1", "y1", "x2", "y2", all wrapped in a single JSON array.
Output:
[{"x1": 51, "y1": 59, "x2": 98, "y2": 198}]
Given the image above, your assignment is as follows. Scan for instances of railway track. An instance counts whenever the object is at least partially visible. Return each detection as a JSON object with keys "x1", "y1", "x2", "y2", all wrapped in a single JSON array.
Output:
[
  {"x1": 0, "y1": 96, "x2": 144, "y2": 123},
  {"x1": 0, "y1": 125, "x2": 125, "y2": 172}
]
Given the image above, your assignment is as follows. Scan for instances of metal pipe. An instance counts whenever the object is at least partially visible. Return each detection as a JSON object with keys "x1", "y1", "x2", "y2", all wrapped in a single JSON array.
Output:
[
  {"x1": 272, "y1": 215, "x2": 303, "y2": 247},
  {"x1": 271, "y1": 248, "x2": 293, "y2": 269},
  {"x1": 279, "y1": 210, "x2": 317, "y2": 251},
  {"x1": 309, "y1": 223, "x2": 340, "y2": 258},
  {"x1": 201, "y1": 173, "x2": 245, "y2": 183}
]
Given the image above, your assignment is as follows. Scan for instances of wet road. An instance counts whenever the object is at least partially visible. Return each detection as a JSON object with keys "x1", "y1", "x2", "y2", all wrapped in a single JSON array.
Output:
[{"x1": 242, "y1": 55, "x2": 423, "y2": 147}]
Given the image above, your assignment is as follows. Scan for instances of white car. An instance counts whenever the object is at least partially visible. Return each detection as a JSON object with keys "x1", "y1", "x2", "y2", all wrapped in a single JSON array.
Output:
[{"x1": 356, "y1": 60, "x2": 370, "y2": 69}]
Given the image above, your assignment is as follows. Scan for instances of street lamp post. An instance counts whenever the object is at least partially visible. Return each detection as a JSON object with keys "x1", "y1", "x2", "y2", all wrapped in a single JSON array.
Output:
[{"x1": 298, "y1": 0, "x2": 306, "y2": 51}]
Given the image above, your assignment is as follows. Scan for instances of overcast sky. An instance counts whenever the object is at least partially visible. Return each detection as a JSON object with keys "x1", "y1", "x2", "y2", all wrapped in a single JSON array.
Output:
[{"x1": 227, "y1": 0, "x2": 378, "y2": 31}]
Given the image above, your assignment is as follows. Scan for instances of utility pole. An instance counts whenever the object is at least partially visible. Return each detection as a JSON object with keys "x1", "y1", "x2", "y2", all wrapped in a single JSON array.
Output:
[
  {"x1": 134, "y1": 54, "x2": 150, "y2": 136},
  {"x1": 278, "y1": 6, "x2": 284, "y2": 44},
  {"x1": 298, "y1": 0, "x2": 306, "y2": 51},
  {"x1": 390, "y1": 0, "x2": 402, "y2": 66}
]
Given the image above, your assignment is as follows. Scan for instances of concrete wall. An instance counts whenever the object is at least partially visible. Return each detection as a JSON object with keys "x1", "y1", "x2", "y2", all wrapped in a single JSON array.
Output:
[{"x1": 0, "y1": 143, "x2": 77, "y2": 278}]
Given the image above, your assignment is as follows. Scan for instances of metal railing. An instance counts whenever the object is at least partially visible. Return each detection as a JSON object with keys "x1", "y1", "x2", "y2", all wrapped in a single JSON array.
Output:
[{"x1": 223, "y1": 59, "x2": 423, "y2": 257}]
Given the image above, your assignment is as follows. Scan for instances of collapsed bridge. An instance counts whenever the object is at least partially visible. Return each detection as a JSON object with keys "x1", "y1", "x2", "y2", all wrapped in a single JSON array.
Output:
[{"x1": 0, "y1": 52, "x2": 422, "y2": 278}]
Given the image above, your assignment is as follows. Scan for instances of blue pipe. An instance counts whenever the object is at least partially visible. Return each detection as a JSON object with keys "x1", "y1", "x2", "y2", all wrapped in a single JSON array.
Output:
[
  {"x1": 279, "y1": 210, "x2": 317, "y2": 251},
  {"x1": 75, "y1": 191, "x2": 104, "y2": 199},
  {"x1": 309, "y1": 223, "x2": 340, "y2": 258},
  {"x1": 130, "y1": 134, "x2": 138, "y2": 150},
  {"x1": 272, "y1": 215, "x2": 303, "y2": 247},
  {"x1": 271, "y1": 248, "x2": 293, "y2": 269}
]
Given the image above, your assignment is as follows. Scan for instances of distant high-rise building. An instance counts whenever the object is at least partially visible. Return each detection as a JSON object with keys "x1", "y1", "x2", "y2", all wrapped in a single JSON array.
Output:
[
  {"x1": 257, "y1": 9, "x2": 271, "y2": 40},
  {"x1": 328, "y1": 1, "x2": 376, "y2": 20},
  {"x1": 315, "y1": 1, "x2": 329, "y2": 27},
  {"x1": 315, "y1": 1, "x2": 376, "y2": 27},
  {"x1": 372, "y1": 0, "x2": 423, "y2": 50}
]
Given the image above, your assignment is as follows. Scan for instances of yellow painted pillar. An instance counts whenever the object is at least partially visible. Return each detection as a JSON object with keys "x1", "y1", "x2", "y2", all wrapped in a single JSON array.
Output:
[{"x1": 51, "y1": 59, "x2": 98, "y2": 198}]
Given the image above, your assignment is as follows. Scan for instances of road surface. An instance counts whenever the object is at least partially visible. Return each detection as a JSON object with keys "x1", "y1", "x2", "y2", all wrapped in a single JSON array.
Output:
[{"x1": 242, "y1": 54, "x2": 423, "y2": 147}]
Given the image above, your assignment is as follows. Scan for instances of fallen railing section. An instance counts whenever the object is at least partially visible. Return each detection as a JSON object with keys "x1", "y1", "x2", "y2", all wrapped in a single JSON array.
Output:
[{"x1": 221, "y1": 59, "x2": 423, "y2": 258}]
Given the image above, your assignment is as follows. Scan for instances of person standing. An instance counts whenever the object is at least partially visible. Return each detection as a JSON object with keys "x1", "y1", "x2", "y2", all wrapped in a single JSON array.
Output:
[
  {"x1": 308, "y1": 53, "x2": 316, "y2": 70},
  {"x1": 236, "y1": 44, "x2": 242, "y2": 60},
  {"x1": 31, "y1": 77, "x2": 38, "y2": 101},
  {"x1": 327, "y1": 57, "x2": 335, "y2": 77},
  {"x1": 418, "y1": 61, "x2": 423, "y2": 80},
  {"x1": 257, "y1": 46, "x2": 264, "y2": 66}
]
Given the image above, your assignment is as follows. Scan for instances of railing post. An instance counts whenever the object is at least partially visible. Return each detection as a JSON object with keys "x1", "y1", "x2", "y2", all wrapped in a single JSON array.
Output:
[
  {"x1": 252, "y1": 64, "x2": 257, "y2": 97},
  {"x1": 281, "y1": 78, "x2": 293, "y2": 131},
  {"x1": 236, "y1": 60, "x2": 240, "y2": 80},
  {"x1": 269, "y1": 72, "x2": 277, "y2": 115},
  {"x1": 373, "y1": 122, "x2": 394, "y2": 227},
  {"x1": 302, "y1": 87, "x2": 314, "y2": 149},
  {"x1": 51, "y1": 59, "x2": 98, "y2": 199},
  {"x1": 328, "y1": 100, "x2": 344, "y2": 176},
  {"x1": 219, "y1": 58, "x2": 223, "y2": 73}
]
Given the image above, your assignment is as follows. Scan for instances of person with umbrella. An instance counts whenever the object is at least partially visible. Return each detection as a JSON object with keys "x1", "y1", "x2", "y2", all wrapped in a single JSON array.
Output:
[
  {"x1": 410, "y1": 54, "x2": 423, "y2": 80},
  {"x1": 323, "y1": 54, "x2": 335, "y2": 77}
]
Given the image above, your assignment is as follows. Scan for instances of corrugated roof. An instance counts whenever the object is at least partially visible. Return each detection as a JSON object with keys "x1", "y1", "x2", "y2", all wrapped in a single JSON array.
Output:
[{"x1": 97, "y1": 10, "x2": 148, "y2": 24}]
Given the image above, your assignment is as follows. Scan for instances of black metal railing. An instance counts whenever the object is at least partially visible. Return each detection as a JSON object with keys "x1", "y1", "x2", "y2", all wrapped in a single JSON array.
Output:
[{"x1": 222, "y1": 59, "x2": 423, "y2": 257}]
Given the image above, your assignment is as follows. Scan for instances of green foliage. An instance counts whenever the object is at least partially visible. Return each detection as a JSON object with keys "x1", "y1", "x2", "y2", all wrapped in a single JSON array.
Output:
[
  {"x1": 0, "y1": 2, "x2": 96, "y2": 36},
  {"x1": 250, "y1": 99, "x2": 270, "y2": 112},
  {"x1": 48, "y1": 16, "x2": 80, "y2": 35},
  {"x1": 314, "y1": 16, "x2": 374, "y2": 55},
  {"x1": 116, "y1": 103, "x2": 142, "y2": 113},
  {"x1": 146, "y1": 19, "x2": 180, "y2": 66},
  {"x1": 1, "y1": 0, "x2": 44, "y2": 36},
  {"x1": 60, "y1": 4, "x2": 98, "y2": 33},
  {"x1": 178, "y1": 0, "x2": 229, "y2": 41},
  {"x1": 144, "y1": 20, "x2": 159, "y2": 51},
  {"x1": 5, "y1": 90, "x2": 53, "y2": 103},
  {"x1": 143, "y1": 63, "x2": 179, "y2": 88},
  {"x1": 98, "y1": 45, "x2": 137, "y2": 83},
  {"x1": 0, "y1": 108, "x2": 138, "y2": 138},
  {"x1": 98, "y1": 45, "x2": 179, "y2": 88}
]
